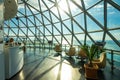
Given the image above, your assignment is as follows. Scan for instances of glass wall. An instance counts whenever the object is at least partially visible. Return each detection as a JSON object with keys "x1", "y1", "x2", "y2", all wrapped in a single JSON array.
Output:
[{"x1": 3, "y1": 0, "x2": 120, "y2": 51}]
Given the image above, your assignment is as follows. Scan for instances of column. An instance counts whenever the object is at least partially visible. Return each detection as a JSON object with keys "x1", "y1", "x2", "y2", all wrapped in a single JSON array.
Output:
[{"x1": 0, "y1": 0, "x2": 5, "y2": 80}]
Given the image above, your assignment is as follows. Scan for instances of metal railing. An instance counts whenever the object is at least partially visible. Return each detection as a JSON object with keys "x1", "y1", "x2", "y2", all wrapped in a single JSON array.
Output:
[{"x1": 105, "y1": 49, "x2": 120, "y2": 71}]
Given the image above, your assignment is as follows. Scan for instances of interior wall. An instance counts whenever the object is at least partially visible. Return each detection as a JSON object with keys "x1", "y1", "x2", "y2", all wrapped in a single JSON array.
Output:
[{"x1": 0, "y1": 1, "x2": 5, "y2": 80}]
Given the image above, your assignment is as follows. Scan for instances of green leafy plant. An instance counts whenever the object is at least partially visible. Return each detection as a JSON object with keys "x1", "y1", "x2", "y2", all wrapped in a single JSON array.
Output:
[{"x1": 81, "y1": 44, "x2": 99, "y2": 67}]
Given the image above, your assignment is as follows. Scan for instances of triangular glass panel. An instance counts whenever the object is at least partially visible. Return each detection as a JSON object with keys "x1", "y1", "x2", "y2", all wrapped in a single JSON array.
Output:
[
  {"x1": 89, "y1": 32, "x2": 104, "y2": 41},
  {"x1": 51, "y1": 12, "x2": 59, "y2": 23},
  {"x1": 86, "y1": 36, "x2": 94, "y2": 46},
  {"x1": 73, "y1": 21, "x2": 84, "y2": 33},
  {"x1": 87, "y1": 15, "x2": 102, "y2": 31},
  {"x1": 28, "y1": 29, "x2": 34, "y2": 36},
  {"x1": 9, "y1": 29, "x2": 16, "y2": 37},
  {"x1": 51, "y1": 7, "x2": 60, "y2": 18},
  {"x1": 20, "y1": 28, "x2": 27, "y2": 35},
  {"x1": 74, "y1": 13, "x2": 85, "y2": 29},
  {"x1": 84, "y1": 0, "x2": 101, "y2": 9},
  {"x1": 34, "y1": 18, "x2": 40, "y2": 27},
  {"x1": 57, "y1": 1, "x2": 70, "y2": 20},
  {"x1": 105, "y1": 34, "x2": 119, "y2": 51},
  {"x1": 19, "y1": 18, "x2": 27, "y2": 27},
  {"x1": 26, "y1": 6, "x2": 34, "y2": 16},
  {"x1": 109, "y1": 30, "x2": 120, "y2": 43},
  {"x1": 53, "y1": 35, "x2": 61, "y2": 44},
  {"x1": 62, "y1": 35, "x2": 72, "y2": 45},
  {"x1": 76, "y1": 34, "x2": 85, "y2": 45},
  {"x1": 3, "y1": 28, "x2": 9, "y2": 36},
  {"x1": 63, "y1": 20, "x2": 72, "y2": 34},
  {"x1": 73, "y1": 37, "x2": 79, "y2": 46},
  {"x1": 43, "y1": 15, "x2": 51, "y2": 25},
  {"x1": 29, "y1": 27, "x2": 36, "y2": 34},
  {"x1": 27, "y1": 0, "x2": 39, "y2": 14},
  {"x1": 45, "y1": 28, "x2": 51, "y2": 35},
  {"x1": 53, "y1": 24, "x2": 60, "y2": 35},
  {"x1": 113, "y1": 0, "x2": 120, "y2": 6},
  {"x1": 12, "y1": 28, "x2": 18, "y2": 35},
  {"x1": 46, "y1": 36, "x2": 52, "y2": 41},
  {"x1": 60, "y1": 12, "x2": 70, "y2": 20},
  {"x1": 70, "y1": 0, "x2": 82, "y2": 16},
  {"x1": 10, "y1": 19, "x2": 18, "y2": 28},
  {"x1": 35, "y1": 14, "x2": 43, "y2": 25},
  {"x1": 87, "y1": 1, "x2": 104, "y2": 25},
  {"x1": 107, "y1": 3, "x2": 120, "y2": 29},
  {"x1": 27, "y1": 16, "x2": 35, "y2": 26},
  {"x1": 18, "y1": 4, "x2": 25, "y2": 16},
  {"x1": 45, "y1": 25, "x2": 52, "y2": 33}
]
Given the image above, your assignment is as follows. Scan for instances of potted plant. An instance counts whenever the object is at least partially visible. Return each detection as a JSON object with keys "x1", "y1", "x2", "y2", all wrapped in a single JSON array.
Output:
[{"x1": 81, "y1": 44, "x2": 99, "y2": 79}]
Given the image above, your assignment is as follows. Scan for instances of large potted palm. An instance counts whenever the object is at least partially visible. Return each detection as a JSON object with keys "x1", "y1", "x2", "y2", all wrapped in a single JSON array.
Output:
[{"x1": 81, "y1": 44, "x2": 99, "y2": 79}]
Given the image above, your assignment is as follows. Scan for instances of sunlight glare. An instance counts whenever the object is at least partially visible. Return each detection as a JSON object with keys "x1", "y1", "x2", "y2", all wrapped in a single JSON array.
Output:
[
  {"x1": 58, "y1": 0, "x2": 68, "y2": 12},
  {"x1": 61, "y1": 63, "x2": 72, "y2": 80},
  {"x1": 53, "y1": 63, "x2": 73, "y2": 80},
  {"x1": 53, "y1": 0, "x2": 77, "y2": 16},
  {"x1": 19, "y1": 71, "x2": 25, "y2": 80}
]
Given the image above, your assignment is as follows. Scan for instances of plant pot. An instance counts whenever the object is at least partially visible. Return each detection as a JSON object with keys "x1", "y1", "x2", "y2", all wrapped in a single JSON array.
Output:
[{"x1": 84, "y1": 63, "x2": 98, "y2": 79}]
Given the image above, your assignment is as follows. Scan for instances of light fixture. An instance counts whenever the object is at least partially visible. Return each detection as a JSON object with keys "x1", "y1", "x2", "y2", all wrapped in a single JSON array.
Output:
[{"x1": 4, "y1": 0, "x2": 18, "y2": 20}]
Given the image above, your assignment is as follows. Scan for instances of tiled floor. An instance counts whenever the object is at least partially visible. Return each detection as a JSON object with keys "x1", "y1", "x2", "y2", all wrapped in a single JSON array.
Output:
[{"x1": 9, "y1": 48, "x2": 120, "y2": 80}]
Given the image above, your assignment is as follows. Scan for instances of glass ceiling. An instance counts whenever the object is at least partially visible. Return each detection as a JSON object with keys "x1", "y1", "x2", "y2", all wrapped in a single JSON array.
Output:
[{"x1": 3, "y1": 0, "x2": 120, "y2": 51}]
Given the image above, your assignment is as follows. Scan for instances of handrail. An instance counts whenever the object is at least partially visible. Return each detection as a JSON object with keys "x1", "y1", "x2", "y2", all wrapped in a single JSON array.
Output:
[
  {"x1": 105, "y1": 48, "x2": 120, "y2": 53},
  {"x1": 105, "y1": 49, "x2": 120, "y2": 71}
]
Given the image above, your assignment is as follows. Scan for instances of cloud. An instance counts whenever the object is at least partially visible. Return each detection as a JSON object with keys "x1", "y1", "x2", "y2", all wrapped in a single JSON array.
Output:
[
  {"x1": 27, "y1": 0, "x2": 39, "y2": 10},
  {"x1": 94, "y1": 4, "x2": 103, "y2": 9},
  {"x1": 18, "y1": 3, "x2": 24, "y2": 9}
]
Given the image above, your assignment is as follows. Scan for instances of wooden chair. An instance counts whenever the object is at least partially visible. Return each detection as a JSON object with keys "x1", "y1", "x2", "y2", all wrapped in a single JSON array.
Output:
[
  {"x1": 92, "y1": 52, "x2": 106, "y2": 69},
  {"x1": 78, "y1": 48, "x2": 87, "y2": 61},
  {"x1": 66, "y1": 47, "x2": 76, "y2": 57},
  {"x1": 54, "y1": 44, "x2": 62, "y2": 53}
]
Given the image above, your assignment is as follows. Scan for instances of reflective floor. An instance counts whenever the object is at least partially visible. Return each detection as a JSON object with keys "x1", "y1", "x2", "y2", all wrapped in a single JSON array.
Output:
[{"x1": 9, "y1": 48, "x2": 120, "y2": 80}]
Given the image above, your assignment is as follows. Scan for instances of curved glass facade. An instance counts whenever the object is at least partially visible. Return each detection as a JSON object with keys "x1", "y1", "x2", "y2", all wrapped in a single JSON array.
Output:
[{"x1": 3, "y1": 0, "x2": 120, "y2": 51}]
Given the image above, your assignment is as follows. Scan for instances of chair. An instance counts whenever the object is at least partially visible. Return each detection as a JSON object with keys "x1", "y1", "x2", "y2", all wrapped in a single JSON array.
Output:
[
  {"x1": 54, "y1": 44, "x2": 62, "y2": 53},
  {"x1": 66, "y1": 46, "x2": 76, "y2": 57},
  {"x1": 92, "y1": 52, "x2": 106, "y2": 69},
  {"x1": 78, "y1": 48, "x2": 87, "y2": 61}
]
